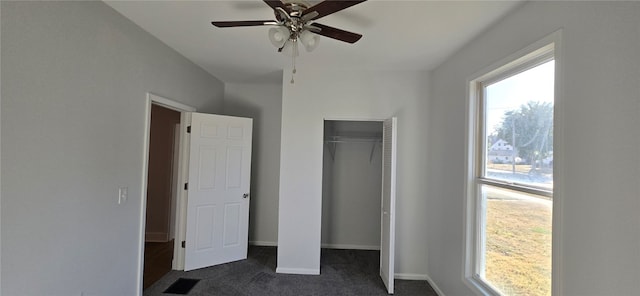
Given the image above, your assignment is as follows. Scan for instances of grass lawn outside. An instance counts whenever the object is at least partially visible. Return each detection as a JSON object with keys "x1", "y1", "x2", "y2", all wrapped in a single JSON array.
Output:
[{"x1": 483, "y1": 187, "x2": 552, "y2": 296}]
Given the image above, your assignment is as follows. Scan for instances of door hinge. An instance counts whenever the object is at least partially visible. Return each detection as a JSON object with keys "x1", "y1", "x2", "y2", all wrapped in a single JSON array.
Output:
[
  {"x1": 186, "y1": 126, "x2": 191, "y2": 133},
  {"x1": 181, "y1": 241, "x2": 186, "y2": 248},
  {"x1": 184, "y1": 183, "x2": 188, "y2": 190}
]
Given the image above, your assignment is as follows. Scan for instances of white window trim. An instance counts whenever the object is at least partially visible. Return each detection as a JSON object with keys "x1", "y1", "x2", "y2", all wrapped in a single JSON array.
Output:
[{"x1": 463, "y1": 30, "x2": 564, "y2": 296}]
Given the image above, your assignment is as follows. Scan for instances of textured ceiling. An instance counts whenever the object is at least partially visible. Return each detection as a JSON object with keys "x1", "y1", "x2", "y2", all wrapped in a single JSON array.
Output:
[{"x1": 105, "y1": 0, "x2": 523, "y2": 83}]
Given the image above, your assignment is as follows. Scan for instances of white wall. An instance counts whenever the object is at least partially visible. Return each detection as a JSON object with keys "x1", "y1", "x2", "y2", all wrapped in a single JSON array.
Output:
[
  {"x1": 277, "y1": 68, "x2": 430, "y2": 277},
  {"x1": 1, "y1": 2, "x2": 224, "y2": 295},
  {"x1": 224, "y1": 82, "x2": 283, "y2": 246},
  {"x1": 427, "y1": 2, "x2": 640, "y2": 295},
  {"x1": 322, "y1": 135, "x2": 382, "y2": 250}
]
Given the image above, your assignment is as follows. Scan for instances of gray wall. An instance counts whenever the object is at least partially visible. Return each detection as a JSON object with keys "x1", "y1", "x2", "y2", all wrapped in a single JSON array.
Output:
[
  {"x1": 321, "y1": 140, "x2": 382, "y2": 250},
  {"x1": 1, "y1": 2, "x2": 224, "y2": 295},
  {"x1": 224, "y1": 82, "x2": 283, "y2": 246},
  {"x1": 427, "y1": 2, "x2": 640, "y2": 295}
]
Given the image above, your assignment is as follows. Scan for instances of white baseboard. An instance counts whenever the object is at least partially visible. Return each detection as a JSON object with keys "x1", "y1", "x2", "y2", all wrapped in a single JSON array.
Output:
[
  {"x1": 321, "y1": 243, "x2": 380, "y2": 250},
  {"x1": 424, "y1": 273, "x2": 445, "y2": 296},
  {"x1": 249, "y1": 240, "x2": 278, "y2": 247},
  {"x1": 276, "y1": 267, "x2": 320, "y2": 275},
  {"x1": 145, "y1": 232, "x2": 168, "y2": 242},
  {"x1": 395, "y1": 273, "x2": 428, "y2": 280}
]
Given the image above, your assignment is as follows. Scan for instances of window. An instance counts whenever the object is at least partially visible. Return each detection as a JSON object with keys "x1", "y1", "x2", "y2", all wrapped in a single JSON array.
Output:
[{"x1": 466, "y1": 43, "x2": 555, "y2": 296}]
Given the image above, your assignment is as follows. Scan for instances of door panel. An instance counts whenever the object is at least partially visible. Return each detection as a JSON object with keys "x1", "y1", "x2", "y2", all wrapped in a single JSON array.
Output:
[
  {"x1": 380, "y1": 117, "x2": 397, "y2": 294},
  {"x1": 223, "y1": 203, "x2": 242, "y2": 247},
  {"x1": 226, "y1": 147, "x2": 243, "y2": 188},
  {"x1": 198, "y1": 146, "x2": 217, "y2": 190},
  {"x1": 195, "y1": 205, "x2": 215, "y2": 251},
  {"x1": 184, "y1": 113, "x2": 252, "y2": 271}
]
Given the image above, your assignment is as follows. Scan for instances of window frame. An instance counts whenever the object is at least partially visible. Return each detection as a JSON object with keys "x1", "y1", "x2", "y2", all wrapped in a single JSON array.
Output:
[{"x1": 464, "y1": 34, "x2": 561, "y2": 296}]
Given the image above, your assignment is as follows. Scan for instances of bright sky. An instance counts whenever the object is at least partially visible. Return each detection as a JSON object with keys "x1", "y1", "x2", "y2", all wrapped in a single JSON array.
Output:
[{"x1": 485, "y1": 60, "x2": 555, "y2": 134}]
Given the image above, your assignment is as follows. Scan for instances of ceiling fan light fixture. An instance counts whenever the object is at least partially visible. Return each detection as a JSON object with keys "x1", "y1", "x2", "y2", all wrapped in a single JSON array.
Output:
[
  {"x1": 300, "y1": 30, "x2": 320, "y2": 52},
  {"x1": 268, "y1": 26, "x2": 289, "y2": 48}
]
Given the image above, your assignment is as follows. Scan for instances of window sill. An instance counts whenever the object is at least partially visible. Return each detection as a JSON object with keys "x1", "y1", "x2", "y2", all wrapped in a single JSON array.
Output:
[{"x1": 463, "y1": 276, "x2": 501, "y2": 296}]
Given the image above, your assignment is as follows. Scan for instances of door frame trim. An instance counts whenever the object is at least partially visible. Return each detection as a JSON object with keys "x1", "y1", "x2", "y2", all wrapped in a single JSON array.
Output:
[{"x1": 138, "y1": 93, "x2": 196, "y2": 294}]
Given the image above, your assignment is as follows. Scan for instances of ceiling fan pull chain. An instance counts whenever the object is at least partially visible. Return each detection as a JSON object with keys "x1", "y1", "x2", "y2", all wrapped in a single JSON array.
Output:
[
  {"x1": 291, "y1": 39, "x2": 298, "y2": 84},
  {"x1": 290, "y1": 54, "x2": 296, "y2": 84}
]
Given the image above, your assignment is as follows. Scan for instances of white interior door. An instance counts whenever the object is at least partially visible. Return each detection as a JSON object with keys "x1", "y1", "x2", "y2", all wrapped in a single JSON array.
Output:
[
  {"x1": 380, "y1": 117, "x2": 397, "y2": 294},
  {"x1": 184, "y1": 113, "x2": 252, "y2": 271}
]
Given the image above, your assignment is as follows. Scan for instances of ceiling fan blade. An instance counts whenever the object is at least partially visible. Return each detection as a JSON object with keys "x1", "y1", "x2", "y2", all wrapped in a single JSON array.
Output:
[
  {"x1": 309, "y1": 23, "x2": 362, "y2": 44},
  {"x1": 263, "y1": 0, "x2": 287, "y2": 11},
  {"x1": 211, "y1": 20, "x2": 278, "y2": 27},
  {"x1": 300, "y1": 11, "x2": 319, "y2": 22},
  {"x1": 302, "y1": 0, "x2": 367, "y2": 21}
]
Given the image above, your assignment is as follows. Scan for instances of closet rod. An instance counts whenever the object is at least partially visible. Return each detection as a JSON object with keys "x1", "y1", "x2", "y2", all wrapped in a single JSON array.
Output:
[
  {"x1": 324, "y1": 139, "x2": 381, "y2": 143},
  {"x1": 324, "y1": 136, "x2": 382, "y2": 144}
]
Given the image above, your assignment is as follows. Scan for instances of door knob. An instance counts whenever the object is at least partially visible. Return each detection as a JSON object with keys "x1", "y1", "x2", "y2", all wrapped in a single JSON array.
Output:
[{"x1": 243, "y1": 193, "x2": 249, "y2": 199}]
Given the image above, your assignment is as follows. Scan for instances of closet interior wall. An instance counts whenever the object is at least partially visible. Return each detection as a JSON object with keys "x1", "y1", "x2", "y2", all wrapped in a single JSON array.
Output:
[{"x1": 322, "y1": 120, "x2": 383, "y2": 250}]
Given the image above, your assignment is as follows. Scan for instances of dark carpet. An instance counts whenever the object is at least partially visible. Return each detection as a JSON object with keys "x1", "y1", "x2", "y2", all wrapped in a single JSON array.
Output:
[{"x1": 145, "y1": 246, "x2": 438, "y2": 296}]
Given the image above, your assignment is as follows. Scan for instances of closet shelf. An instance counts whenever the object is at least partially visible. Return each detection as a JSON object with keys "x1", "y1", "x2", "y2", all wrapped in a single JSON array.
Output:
[{"x1": 324, "y1": 136, "x2": 382, "y2": 163}]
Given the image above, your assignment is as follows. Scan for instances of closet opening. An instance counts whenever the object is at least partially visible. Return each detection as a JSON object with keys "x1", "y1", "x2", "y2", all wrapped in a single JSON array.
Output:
[{"x1": 322, "y1": 120, "x2": 383, "y2": 253}]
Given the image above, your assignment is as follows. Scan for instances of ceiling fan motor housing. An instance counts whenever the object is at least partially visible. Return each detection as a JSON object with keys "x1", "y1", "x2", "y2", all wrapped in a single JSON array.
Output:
[{"x1": 275, "y1": 0, "x2": 314, "y2": 40}]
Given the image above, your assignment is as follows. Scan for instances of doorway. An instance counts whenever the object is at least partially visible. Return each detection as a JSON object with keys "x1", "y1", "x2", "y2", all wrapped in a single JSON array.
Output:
[
  {"x1": 321, "y1": 120, "x2": 383, "y2": 250},
  {"x1": 143, "y1": 104, "x2": 181, "y2": 288},
  {"x1": 139, "y1": 93, "x2": 196, "y2": 292}
]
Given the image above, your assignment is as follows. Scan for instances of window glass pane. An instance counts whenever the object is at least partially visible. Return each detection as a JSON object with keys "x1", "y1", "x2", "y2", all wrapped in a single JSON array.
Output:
[
  {"x1": 481, "y1": 185, "x2": 552, "y2": 296},
  {"x1": 483, "y1": 61, "x2": 554, "y2": 190}
]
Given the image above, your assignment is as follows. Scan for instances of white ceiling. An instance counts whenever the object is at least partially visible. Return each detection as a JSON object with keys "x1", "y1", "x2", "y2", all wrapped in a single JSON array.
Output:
[{"x1": 105, "y1": 0, "x2": 523, "y2": 84}]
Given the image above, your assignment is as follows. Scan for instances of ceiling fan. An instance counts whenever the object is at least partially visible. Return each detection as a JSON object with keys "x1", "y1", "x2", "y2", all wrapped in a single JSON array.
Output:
[{"x1": 211, "y1": 0, "x2": 367, "y2": 83}]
